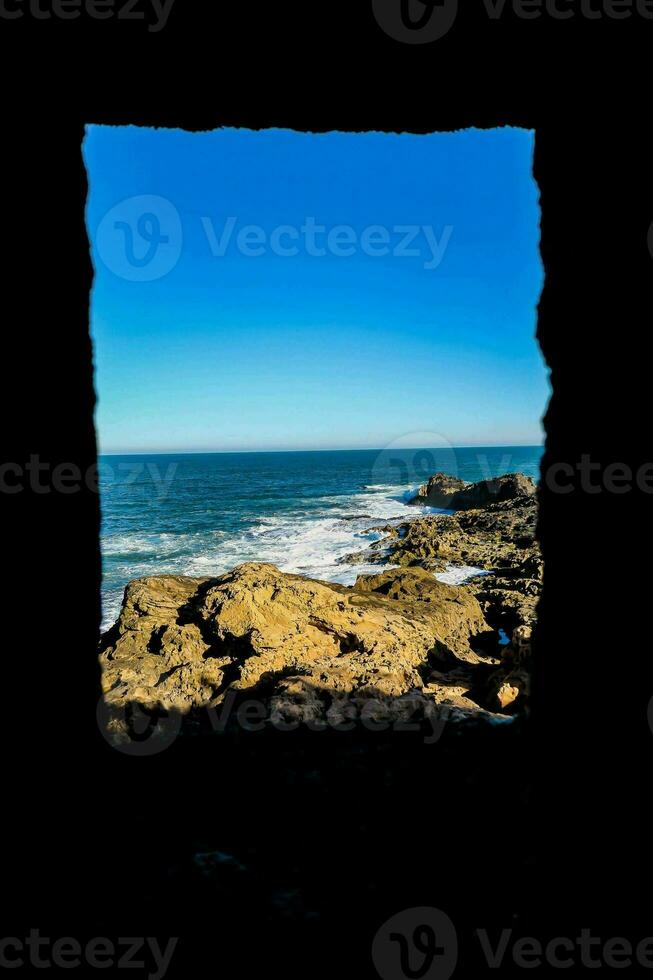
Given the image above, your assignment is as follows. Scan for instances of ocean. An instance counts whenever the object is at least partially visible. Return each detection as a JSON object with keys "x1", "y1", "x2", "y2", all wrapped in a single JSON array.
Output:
[{"x1": 99, "y1": 445, "x2": 543, "y2": 631}]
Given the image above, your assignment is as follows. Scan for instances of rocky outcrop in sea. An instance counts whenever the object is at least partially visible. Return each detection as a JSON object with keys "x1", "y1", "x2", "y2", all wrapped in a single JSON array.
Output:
[{"x1": 99, "y1": 473, "x2": 540, "y2": 741}]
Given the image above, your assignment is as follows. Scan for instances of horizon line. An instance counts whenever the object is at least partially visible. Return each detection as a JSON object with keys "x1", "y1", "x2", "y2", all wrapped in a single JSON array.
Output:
[{"x1": 97, "y1": 442, "x2": 545, "y2": 457}]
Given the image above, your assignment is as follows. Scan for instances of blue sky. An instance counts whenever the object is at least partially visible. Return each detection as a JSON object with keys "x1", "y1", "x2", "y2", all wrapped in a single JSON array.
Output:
[{"x1": 84, "y1": 126, "x2": 546, "y2": 453}]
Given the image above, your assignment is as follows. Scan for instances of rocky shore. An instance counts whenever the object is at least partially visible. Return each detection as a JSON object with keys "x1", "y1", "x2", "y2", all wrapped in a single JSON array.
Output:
[
  {"x1": 99, "y1": 473, "x2": 540, "y2": 740},
  {"x1": 355, "y1": 470, "x2": 541, "y2": 635}
]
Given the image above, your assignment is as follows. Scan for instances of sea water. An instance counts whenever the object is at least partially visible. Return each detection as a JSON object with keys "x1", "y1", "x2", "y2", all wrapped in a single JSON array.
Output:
[{"x1": 99, "y1": 445, "x2": 543, "y2": 631}]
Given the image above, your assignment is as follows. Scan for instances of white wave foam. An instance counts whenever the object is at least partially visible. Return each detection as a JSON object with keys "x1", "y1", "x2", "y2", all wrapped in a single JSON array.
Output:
[
  {"x1": 100, "y1": 484, "x2": 452, "y2": 631},
  {"x1": 101, "y1": 588, "x2": 126, "y2": 633},
  {"x1": 102, "y1": 530, "x2": 213, "y2": 556},
  {"x1": 362, "y1": 483, "x2": 416, "y2": 493},
  {"x1": 435, "y1": 564, "x2": 491, "y2": 586}
]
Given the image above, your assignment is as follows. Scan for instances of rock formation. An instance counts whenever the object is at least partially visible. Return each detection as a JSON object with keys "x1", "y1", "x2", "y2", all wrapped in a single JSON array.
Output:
[
  {"x1": 409, "y1": 472, "x2": 467, "y2": 509},
  {"x1": 353, "y1": 473, "x2": 541, "y2": 632},
  {"x1": 409, "y1": 471, "x2": 536, "y2": 510},
  {"x1": 99, "y1": 562, "x2": 521, "y2": 741},
  {"x1": 342, "y1": 472, "x2": 541, "y2": 712},
  {"x1": 99, "y1": 473, "x2": 540, "y2": 740}
]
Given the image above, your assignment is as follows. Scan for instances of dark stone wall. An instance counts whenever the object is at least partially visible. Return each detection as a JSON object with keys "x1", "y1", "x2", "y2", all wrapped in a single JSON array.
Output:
[{"x1": 2, "y1": 3, "x2": 651, "y2": 974}]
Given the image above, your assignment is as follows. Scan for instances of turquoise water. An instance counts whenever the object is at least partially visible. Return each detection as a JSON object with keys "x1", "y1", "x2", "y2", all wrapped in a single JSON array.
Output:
[{"x1": 99, "y1": 445, "x2": 543, "y2": 630}]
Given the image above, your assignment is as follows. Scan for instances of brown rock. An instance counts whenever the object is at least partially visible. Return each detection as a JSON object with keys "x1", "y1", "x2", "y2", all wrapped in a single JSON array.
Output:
[
  {"x1": 346, "y1": 475, "x2": 542, "y2": 641},
  {"x1": 383, "y1": 495, "x2": 538, "y2": 575},
  {"x1": 99, "y1": 563, "x2": 504, "y2": 727},
  {"x1": 353, "y1": 566, "x2": 493, "y2": 661},
  {"x1": 409, "y1": 473, "x2": 467, "y2": 508},
  {"x1": 410, "y1": 471, "x2": 536, "y2": 510},
  {"x1": 484, "y1": 625, "x2": 532, "y2": 713}
]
